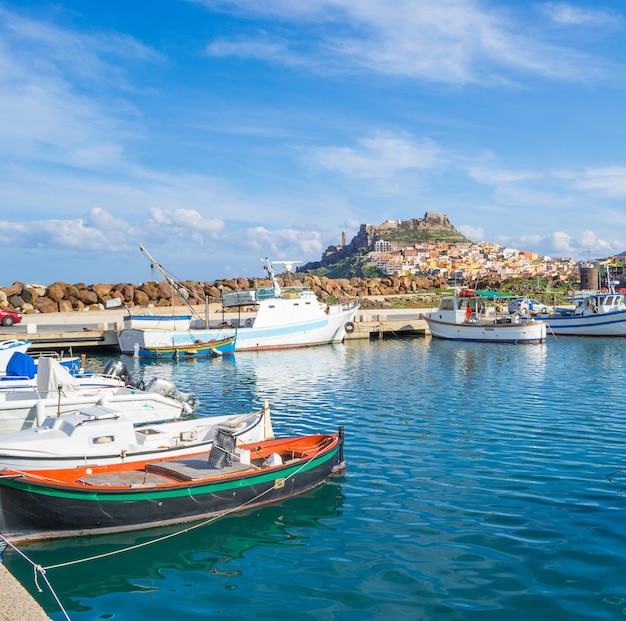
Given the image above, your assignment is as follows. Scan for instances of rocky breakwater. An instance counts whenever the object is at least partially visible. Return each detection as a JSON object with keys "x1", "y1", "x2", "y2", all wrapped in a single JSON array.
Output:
[{"x1": 0, "y1": 274, "x2": 448, "y2": 315}]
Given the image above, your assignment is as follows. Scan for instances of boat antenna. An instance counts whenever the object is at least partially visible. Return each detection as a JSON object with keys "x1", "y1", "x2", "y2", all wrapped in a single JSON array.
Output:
[
  {"x1": 138, "y1": 244, "x2": 205, "y2": 323},
  {"x1": 261, "y1": 258, "x2": 282, "y2": 297}
]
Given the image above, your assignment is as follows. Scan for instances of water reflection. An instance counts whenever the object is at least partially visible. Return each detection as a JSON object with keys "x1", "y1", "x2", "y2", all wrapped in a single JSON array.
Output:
[{"x1": 2, "y1": 482, "x2": 345, "y2": 615}]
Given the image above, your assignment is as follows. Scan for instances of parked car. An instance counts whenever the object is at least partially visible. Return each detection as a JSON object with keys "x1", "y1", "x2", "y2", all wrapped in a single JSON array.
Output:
[
  {"x1": 508, "y1": 298, "x2": 549, "y2": 315},
  {"x1": 0, "y1": 309, "x2": 22, "y2": 327}
]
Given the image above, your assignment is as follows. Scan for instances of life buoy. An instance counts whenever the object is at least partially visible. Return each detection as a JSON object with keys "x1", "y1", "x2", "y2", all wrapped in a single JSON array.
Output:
[
  {"x1": 344, "y1": 321, "x2": 355, "y2": 334},
  {"x1": 592, "y1": 305, "x2": 599, "y2": 313},
  {"x1": 495, "y1": 304, "x2": 503, "y2": 313},
  {"x1": 600, "y1": 288, "x2": 608, "y2": 293},
  {"x1": 566, "y1": 289, "x2": 575, "y2": 297}
]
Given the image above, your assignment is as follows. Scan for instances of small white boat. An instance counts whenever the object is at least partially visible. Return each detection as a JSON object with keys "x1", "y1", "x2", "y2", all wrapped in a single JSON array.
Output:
[
  {"x1": 0, "y1": 357, "x2": 196, "y2": 435},
  {"x1": 546, "y1": 289, "x2": 626, "y2": 337},
  {"x1": 0, "y1": 340, "x2": 30, "y2": 375},
  {"x1": 425, "y1": 290, "x2": 547, "y2": 344},
  {"x1": 0, "y1": 351, "x2": 124, "y2": 391},
  {"x1": 0, "y1": 401, "x2": 273, "y2": 470},
  {"x1": 118, "y1": 250, "x2": 359, "y2": 354}
]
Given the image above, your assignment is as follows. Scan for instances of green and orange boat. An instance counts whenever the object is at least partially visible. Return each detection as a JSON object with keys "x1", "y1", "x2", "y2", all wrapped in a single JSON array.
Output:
[{"x1": 0, "y1": 428, "x2": 346, "y2": 544}]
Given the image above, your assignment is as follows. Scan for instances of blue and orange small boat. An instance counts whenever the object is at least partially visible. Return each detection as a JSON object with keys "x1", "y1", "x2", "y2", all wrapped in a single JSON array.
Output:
[{"x1": 138, "y1": 333, "x2": 236, "y2": 358}]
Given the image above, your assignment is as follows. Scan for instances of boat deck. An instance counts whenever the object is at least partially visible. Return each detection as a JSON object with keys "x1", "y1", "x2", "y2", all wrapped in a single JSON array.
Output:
[{"x1": 147, "y1": 457, "x2": 254, "y2": 482}]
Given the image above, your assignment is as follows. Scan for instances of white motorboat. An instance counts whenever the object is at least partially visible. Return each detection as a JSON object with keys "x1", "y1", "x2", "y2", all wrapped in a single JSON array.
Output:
[
  {"x1": 0, "y1": 352, "x2": 127, "y2": 392},
  {"x1": 118, "y1": 248, "x2": 359, "y2": 353},
  {"x1": 545, "y1": 290, "x2": 626, "y2": 337},
  {"x1": 0, "y1": 401, "x2": 273, "y2": 470},
  {"x1": 0, "y1": 357, "x2": 196, "y2": 435},
  {"x1": 425, "y1": 290, "x2": 547, "y2": 344}
]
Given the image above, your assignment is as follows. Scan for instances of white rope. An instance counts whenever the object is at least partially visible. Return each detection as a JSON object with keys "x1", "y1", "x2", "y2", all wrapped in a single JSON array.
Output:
[
  {"x1": 0, "y1": 534, "x2": 72, "y2": 620},
  {"x1": 0, "y1": 445, "x2": 333, "y2": 621},
  {"x1": 45, "y1": 454, "x2": 314, "y2": 571}
]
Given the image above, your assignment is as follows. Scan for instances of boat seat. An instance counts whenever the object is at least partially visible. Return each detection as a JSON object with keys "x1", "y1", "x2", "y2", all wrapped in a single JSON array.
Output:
[
  {"x1": 78, "y1": 471, "x2": 173, "y2": 487},
  {"x1": 146, "y1": 458, "x2": 253, "y2": 482}
]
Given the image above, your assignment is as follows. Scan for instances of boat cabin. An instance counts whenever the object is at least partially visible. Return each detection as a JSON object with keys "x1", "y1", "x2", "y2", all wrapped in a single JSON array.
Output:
[{"x1": 573, "y1": 292, "x2": 626, "y2": 316}]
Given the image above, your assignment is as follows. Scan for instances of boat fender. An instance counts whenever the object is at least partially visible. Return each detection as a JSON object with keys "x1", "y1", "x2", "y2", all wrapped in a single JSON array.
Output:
[{"x1": 344, "y1": 321, "x2": 355, "y2": 334}]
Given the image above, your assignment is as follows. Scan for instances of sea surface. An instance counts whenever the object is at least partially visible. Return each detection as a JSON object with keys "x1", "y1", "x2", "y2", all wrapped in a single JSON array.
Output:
[{"x1": 3, "y1": 336, "x2": 626, "y2": 620}]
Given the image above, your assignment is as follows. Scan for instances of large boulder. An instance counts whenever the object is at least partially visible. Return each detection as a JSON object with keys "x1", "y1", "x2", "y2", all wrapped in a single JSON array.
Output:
[
  {"x1": 46, "y1": 283, "x2": 66, "y2": 303},
  {"x1": 77, "y1": 289, "x2": 98, "y2": 306},
  {"x1": 34, "y1": 297, "x2": 59, "y2": 313},
  {"x1": 134, "y1": 289, "x2": 150, "y2": 306},
  {"x1": 91, "y1": 283, "x2": 114, "y2": 299}
]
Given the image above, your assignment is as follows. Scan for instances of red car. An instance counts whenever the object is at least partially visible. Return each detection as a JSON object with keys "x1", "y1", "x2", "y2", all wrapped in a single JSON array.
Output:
[{"x1": 0, "y1": 309, "x2": 21, "y2": 327}]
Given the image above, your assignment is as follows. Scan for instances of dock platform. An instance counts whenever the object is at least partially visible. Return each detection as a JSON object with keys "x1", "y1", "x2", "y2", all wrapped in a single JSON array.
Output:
[{"x1": 0, "y1": 307, "x2": 430, "y2": 352}]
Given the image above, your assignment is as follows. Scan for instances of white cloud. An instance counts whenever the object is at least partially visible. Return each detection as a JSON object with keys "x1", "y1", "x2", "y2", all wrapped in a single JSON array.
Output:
[
  {"x1": 311, "y1": 132, "x2": 443, "y2": 179},
  {"x1": 502, "y1": 229, "x2": 624, "y2": 259},
  {"x1": 466, "y1": 165, "x2": 538, "y2": 185},
  {"x1": 571, "y1": 167, "x2": 626, "y2": 197},
  {"x1": 244, "y1": 226, "x2": 324, "y2": 258},
  {"x1": 457, "y1": 224, "x2": 485, "y2": 241},
  {"x1": 541, "y1": 2, "x2": 622, "y2": 27},
  {"x1": 0, "y1": 7, "x2": 156, "y2": 172},
  {"x1": 200, "y1": 0, "x2": 619, "y2": 84}
]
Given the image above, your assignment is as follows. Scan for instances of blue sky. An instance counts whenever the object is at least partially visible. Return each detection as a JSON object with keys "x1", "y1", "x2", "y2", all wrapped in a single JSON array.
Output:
[{"x1": 1, "y1": 0, "x2": 626, "y2": 286}]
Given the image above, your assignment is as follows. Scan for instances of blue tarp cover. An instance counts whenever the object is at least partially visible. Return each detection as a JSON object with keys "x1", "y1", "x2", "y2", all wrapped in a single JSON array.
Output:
[{"x1": 5, "y1": 351, "x2": 36, "y2": 378}]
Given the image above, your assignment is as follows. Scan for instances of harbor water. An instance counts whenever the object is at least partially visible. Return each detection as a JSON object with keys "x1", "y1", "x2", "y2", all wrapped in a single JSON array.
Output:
[{"x1": 3, "y1": 336, "x2": 626, "y2": 620}]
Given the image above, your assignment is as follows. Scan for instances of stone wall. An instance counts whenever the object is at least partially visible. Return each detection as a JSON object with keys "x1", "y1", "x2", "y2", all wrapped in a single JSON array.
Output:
[{"x1": 0, "y1": 274, "x2": 449, "y2": 314}]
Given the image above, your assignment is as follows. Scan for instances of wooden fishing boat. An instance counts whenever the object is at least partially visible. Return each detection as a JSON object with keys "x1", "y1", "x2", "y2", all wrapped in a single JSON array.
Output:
[
  {"x1": 137, "y1": 333, "x2": 236, "y2": 358},
  {"x1": 0, "y1": 428, "x2": 346, "y2": 543}
]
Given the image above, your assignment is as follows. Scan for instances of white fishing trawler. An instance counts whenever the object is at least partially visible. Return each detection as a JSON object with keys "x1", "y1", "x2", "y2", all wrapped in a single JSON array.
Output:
[{"x1": 118, "y1": 246, "x2": 359, "y2": 354}]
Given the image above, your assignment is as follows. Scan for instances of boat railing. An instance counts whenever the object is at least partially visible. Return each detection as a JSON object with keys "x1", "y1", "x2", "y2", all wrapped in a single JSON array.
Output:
[{"x1": 256, "y1": 284, "x2": 310, "y2": 300}]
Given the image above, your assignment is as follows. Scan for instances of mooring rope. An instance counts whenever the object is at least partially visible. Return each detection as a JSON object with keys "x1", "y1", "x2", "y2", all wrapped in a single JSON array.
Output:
[
  {"x1": 45, "y1": 455, "x2": 314, "y2": 571},
  {"x1": 0, "y1": 443, "x2": 335, "y2": 621},
  {"x1": 0, "y1": 535, "x2": 71, "y2": 620}
]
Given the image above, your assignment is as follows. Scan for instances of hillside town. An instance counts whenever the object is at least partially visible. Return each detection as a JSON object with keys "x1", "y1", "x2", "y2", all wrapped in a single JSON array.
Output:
[
  {"x1": 366, "y1": 239, "x2": 579, "y2": 284},
  {"x1": 316, "y1": 214, "x2": 626, "y2": 287}
]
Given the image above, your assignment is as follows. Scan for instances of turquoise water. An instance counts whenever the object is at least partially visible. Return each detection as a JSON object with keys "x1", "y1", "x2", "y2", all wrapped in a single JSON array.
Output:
[{"x1": 3, "y1": 337, "x2": 626, "y2": 620}]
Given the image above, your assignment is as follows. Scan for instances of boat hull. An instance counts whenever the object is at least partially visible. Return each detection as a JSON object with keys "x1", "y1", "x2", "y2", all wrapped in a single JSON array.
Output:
[
  {"x1": 545, "y1": 309, "x2": 626, "y2": 337},
  {"x1": 425, "y1": 317, "x2": 547, "y2": 343},
  {"x1": 122, "y1": 315, "x2": 192, "y2": 330},
  {"x1": 0, "y1": 404, "x2": 273, "y2": 470},
  {"x1": 138, "y1": 334, "x2": 236, "y2": 358},
  {"x1": 0, "y1": 389, "x2": 188, "y2": 436},
  {"x1": 0, "y1": 433, "x2": 345, "y2": 543},
  {"x1": 118, "y1": 304, "x2": 359, "y2": 353}
]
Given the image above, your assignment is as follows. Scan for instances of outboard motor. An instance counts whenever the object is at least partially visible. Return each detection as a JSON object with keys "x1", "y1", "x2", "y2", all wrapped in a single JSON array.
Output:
[
  {"x1": 102, "y1": 360, "x2": 131, "y2": 384},
  {"x1": 144, "y1": 377, "x2": 198, "y2": 414}
]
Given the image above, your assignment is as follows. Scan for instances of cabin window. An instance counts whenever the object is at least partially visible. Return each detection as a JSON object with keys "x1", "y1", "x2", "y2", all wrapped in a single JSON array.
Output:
[
  {"x1": 91, "y1": 435, "x2": 114, "y2": 445},
  {"x1": 440, "y1": 299, "x2": 454, "y2": 311}
]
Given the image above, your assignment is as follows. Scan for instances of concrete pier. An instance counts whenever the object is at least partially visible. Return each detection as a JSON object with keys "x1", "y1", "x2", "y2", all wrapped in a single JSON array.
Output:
[
  {"x1": 0, "y1": 306, "x2": 431, "y2": 351},
  {"x1": 0, "y1": 563, "x2": 51, "y2": 620}
]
